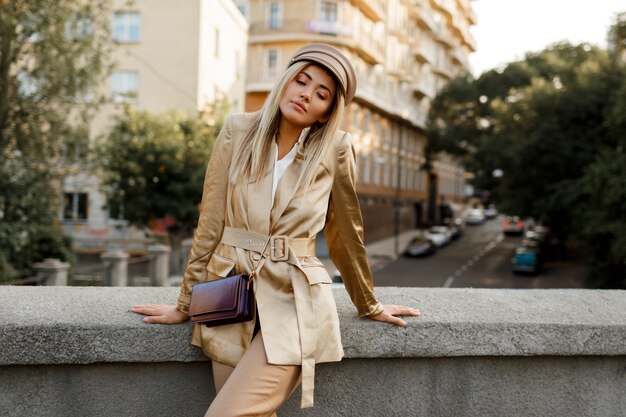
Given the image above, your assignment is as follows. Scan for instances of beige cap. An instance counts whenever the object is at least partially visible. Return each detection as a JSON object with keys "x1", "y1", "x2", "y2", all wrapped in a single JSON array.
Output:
[{"x1": 288, "y1": 43, "x2": 357, "y2": 105}]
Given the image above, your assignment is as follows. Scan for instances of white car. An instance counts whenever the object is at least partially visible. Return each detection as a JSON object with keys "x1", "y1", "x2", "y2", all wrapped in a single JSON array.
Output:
[
  {"x1": 425, "y1": 226, "x2": 452, "y2": 247},
  {"x1": 484, "y1": 206, "x2": 498, "y2": 219},
  {"x1": 464, "y1": 208, "x2": 485, "y2": 225}
]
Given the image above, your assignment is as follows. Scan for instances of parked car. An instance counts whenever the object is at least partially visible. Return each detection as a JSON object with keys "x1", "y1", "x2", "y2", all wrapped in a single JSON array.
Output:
[
  {"x1": 528, "y1": 225, "x2": 555, "y2": 258},
  {"x1": 425, "y1": 226, "x2": 452, "y2": 247},
  {"x1": 526, "y1": 226, "x2": 552, "y2": 246},
  {"x1": 449, "y1": 223, "x2": 462, "y2": 240},
  {"x1": 484, "y1": 205, "x2": 498, "y2": 219},
  {"x1": 464, "y1": 208, "x2": 485, "y2": 225},
  {"x1": 511, "y1": 245, "x2": 542, "y2": 274},
  {"x1": 503, "y1": 216, "x2": 525, "y2": 235},
  {"x1": 443, "y1": 217, "x2": 464, "y2": 239},
  {"x1": 403, "y1": 237, "x2": 437, "y2": 257}
]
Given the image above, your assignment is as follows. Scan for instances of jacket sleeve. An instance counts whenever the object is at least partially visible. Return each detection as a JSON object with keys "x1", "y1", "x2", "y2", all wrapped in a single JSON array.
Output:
[
  {"x1": 324, "y1": 132, "x2": 384, "y2": 317},
  {"x1": 176, "y1": 115, "x2": 234, "y2": 314}
]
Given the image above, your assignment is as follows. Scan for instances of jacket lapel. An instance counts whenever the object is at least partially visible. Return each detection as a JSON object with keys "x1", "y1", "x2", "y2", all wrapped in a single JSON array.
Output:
[
  {"x1": 247, "y1": 145, "x2": 276, "y2": 235},
  {"x1": 269, "y1": 146, "x2": 304, "y2": 229}
]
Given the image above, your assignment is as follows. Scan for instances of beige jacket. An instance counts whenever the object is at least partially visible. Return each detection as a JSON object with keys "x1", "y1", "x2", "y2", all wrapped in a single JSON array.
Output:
[{"x1": 176, "y1": 112, "x2": 383, "y2": 407}]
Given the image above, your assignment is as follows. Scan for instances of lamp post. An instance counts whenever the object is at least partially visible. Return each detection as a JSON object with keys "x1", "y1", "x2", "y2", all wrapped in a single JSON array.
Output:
[{"x1": 394, "y1": 125, "x2": 403, "y2": 256}]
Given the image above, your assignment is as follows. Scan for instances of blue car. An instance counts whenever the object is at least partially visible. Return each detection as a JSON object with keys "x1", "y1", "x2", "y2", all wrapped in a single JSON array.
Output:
[
  {"x1": 511, "y1": 246, "x2": 541, "y2": 274},
  {"x1": 403, "y1": 237, "x2": 437, "y2": 258}
]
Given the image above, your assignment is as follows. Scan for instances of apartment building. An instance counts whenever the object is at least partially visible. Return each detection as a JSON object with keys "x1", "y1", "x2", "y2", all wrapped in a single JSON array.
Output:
[
  {"x1": 235, "y1": 0, "x2": 475, "y2": 241},
  {"x1": 62, "y1": 0, "x2": 248, "y2": 250}
]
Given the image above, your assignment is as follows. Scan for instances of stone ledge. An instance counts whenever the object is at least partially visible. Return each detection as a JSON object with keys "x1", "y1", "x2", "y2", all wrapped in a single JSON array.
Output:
[{"x1": 1, "y1": 286, "x2": 625, "y2": 366}]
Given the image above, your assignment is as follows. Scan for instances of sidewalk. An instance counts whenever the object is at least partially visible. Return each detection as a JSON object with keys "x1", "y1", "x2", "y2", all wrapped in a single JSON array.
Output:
[
  {"x1": 319, "y1": 228, "x2": 423, "y2": 275},
  {"x1": 365, "y1": 228, "x2": 423, "y2": 260}
]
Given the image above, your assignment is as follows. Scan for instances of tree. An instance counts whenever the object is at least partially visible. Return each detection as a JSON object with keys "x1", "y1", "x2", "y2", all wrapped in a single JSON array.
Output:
[
  {"x1": 426, "y1": 38, "x2": 626, "y2": 288},
  {"x1": 0, "y1": 1, "x2": 113, "y2": 281},
  {"x1": 574, "y1": 12, "x2": 626, "y2": 288},
  {"x1": 99, "y1": 101, "x2": 229, "y2": 254}
]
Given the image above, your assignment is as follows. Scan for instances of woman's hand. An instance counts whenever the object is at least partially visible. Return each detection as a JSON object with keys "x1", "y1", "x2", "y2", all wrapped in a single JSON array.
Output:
[
  {"x1": 368, "y1": 304, "x2": 421, "y2": 327},
  {"x1": 131, "y1": 304, "x2": 188, "y2": 324}
]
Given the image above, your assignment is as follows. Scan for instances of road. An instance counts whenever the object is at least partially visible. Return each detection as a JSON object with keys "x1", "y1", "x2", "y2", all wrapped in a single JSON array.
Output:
[{"x1": 373, "y1": 218, "x2": 585, "y2": 289}]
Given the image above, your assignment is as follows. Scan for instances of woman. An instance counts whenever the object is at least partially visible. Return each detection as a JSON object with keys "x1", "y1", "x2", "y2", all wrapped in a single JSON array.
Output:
[{"x1": 132, "y1": 43, "x2": 420, "y2": 416}]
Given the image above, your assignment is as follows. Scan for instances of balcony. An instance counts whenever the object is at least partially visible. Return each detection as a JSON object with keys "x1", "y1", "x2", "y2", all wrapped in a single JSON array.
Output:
[
  {"x1": 388, "y1": 22, "x2": 412, "y2": 43},
  {"x1": 461, "y1": 25, "x2": 477, "y2": 51},
  {"x1": 432, "y1": 59, "x2": 454, "y2": 79},
  {"x1": 2, "y1": 286, "x2": 625, "y2": 416},
  {"x1": 432, "y1": 0, "x2": 455, "y2": 19},
  {"x1": 352, "y1": 0, "x2": 386, "y2": 22},
  {"x1": 450, "y1": 45, "x2": 467, "y2": 66},
  {"x1": 246, "y1": 18, "x2": 383, "y2": 71},
  {"x1": 353, "y1": 26, "x2": 385, "y2": 65},
  {"x1": 434, "y1": 23, "x2": 455, "y2": 49},
  {"x1": 413, "y1": 42, "x2": 436, "y2": 64},
  {"x1": 248, "y1": 18, "x2": 352, "y2": 41},
  {"x1": 354, "y1": 68, "x2": 426, "y2": 127},
  {"x1": 449, "y1": 8, "x2": 467, "y2": 37},
  {"x1": 246, "y1": 69, "x2": 280, "y2": 93},
  {"x1": 414, "y1": 4, "x2": 437, "y2": 33},
  {"x1": 412, "y1": 75, "x2": 436, "y2": 98}
]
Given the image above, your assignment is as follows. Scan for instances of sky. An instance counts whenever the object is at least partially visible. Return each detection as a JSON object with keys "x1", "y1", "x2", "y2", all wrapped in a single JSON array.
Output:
[{"x1": 469, "y1": 0, "x2": 625, "y2": 76}]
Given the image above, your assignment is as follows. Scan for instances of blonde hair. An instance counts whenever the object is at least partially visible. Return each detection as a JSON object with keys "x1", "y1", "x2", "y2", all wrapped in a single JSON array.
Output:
[{"x1": 230, "y1": 61, "x2": 345, "y2": 193}]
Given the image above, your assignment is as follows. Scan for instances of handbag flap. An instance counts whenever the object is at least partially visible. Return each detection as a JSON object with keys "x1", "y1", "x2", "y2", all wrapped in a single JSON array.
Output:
[{"x1": 188, "y1": 275, "x2": 243, "y2": 317}]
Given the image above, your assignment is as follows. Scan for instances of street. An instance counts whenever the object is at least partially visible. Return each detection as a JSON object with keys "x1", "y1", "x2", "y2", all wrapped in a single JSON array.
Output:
[{"x1": 374, "y1": 218, "x2": 585, "y2": 289}]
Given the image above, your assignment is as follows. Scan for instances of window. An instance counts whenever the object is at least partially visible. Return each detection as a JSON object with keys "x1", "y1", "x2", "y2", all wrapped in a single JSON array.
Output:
[
  {"x1": 237, "y1": 2, "x2": 249, "y2": 20},
  {"x1": 352, "y1": 105, "x2": 360, "y2": 130},
  {"x1": 416, "y1": 167, "x2": 422, "y2": 191},
  {"x1": 268, "y1": 2, "x2": 281, "y2": 29},
  {"x1": 267, "y1": 49, "x2": 279, "y2": 76},
  {"x1": 320, "y1": 1, "x2": 338, "y2": 23},
  {"x1": 362, "y1": 110, "x2": 370, "y2": 132},
  {"x1": 63, "y1": 193, "x2": 88, "y2": 222},
  {"x1": 214, "y1": 28, "x2": 220, "y2": 59},
  {"x1": 112, "y1": 11, "x2": 140, "y2": 42},
  {"x1": 110, "y1": 71, "x2": 138, "y2": 103},
  {"x1": 362, "y1": 152, "x2": 371, "y2": 185},
  {"x1": 373, "y1": 151, "x2": 381, "y2": 186}
]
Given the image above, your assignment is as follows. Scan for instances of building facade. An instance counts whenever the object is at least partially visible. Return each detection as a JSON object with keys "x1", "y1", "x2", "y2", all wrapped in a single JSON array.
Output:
[
  {"x1": 62, "y1": 0, "x2": 248, "y2": 251},
  {"x1": 235, "y1": 0, "x2": 475, "y2": 241}
]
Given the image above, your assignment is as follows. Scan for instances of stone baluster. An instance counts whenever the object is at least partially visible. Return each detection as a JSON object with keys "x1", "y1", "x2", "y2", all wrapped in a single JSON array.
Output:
[
  {"x1": 148, "y1": 244, "x2": 171, "y2": 287},
  {"x1": 101, "y1": 250, "x2": 129, "y2": 287},
  {"x1": 33, "y1": 258, "x2": 70, "y2": 286}
]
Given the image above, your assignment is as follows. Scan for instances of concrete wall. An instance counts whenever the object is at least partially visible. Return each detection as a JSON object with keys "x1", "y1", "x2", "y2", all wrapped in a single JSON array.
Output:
[{"x1": 1, "y1": 287, "x2": 625, "y2": 417}]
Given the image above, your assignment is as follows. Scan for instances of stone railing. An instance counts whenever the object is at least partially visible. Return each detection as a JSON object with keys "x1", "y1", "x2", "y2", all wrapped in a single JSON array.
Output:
[{"x1": 1, "y1": 286, "x2": 625, "y2": 417}]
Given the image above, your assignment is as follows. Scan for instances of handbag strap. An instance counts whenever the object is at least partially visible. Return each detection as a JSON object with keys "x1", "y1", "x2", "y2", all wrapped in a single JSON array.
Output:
[{"x1": 246, "y1": 234, "x2": 272, "y2": 289}]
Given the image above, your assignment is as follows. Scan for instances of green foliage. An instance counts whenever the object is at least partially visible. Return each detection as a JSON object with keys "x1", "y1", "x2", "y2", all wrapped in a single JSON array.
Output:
[
  {"x1": 426, "y1": 32, "x2": 626, "y2": 287},
  {"x1": 577, "y1": 150, "x2": 626, "y2": 288},
  {"x1": 0, "y1": 1, "x2": 113, "y2": 280},
  {"x1": 99, "y1": 101, "x2": 228, "y2": 247},
  {"x1": 575, "y1": 64, "x2": 626, "y2": 288}
]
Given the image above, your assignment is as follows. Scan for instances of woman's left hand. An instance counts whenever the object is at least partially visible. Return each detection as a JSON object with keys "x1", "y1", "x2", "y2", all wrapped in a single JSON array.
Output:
[{"x1": 368, "y1": 304, "x2": 421, "y2": 327}]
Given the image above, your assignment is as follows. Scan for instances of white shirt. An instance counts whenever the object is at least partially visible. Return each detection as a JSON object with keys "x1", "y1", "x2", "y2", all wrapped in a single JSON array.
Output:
[
  {"x1": 271, "y1": 128, "x2": 309, "y2": 203},
  {"x1": 272, "y1": 141, "x2": 299, "y2": 204}
]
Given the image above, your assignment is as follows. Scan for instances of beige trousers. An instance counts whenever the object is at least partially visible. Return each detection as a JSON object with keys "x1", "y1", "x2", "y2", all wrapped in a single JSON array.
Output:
[{"x1": 205, "y1": 331, "x2": 302, "y2": 417}]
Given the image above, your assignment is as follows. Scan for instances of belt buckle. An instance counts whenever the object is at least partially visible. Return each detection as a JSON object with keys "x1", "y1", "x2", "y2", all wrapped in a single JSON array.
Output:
[{"x1": 269, "y1": 235, "x2": 289, "y2": 262}]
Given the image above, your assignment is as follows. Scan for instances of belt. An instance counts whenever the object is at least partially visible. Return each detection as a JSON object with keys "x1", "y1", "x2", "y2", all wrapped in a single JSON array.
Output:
[
  {"x1": 220, "y1": 226, "x2": 318, "y2": 408},
  {"x1": 220, "y1": 226, "x2": 316, "y2": 262}
]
